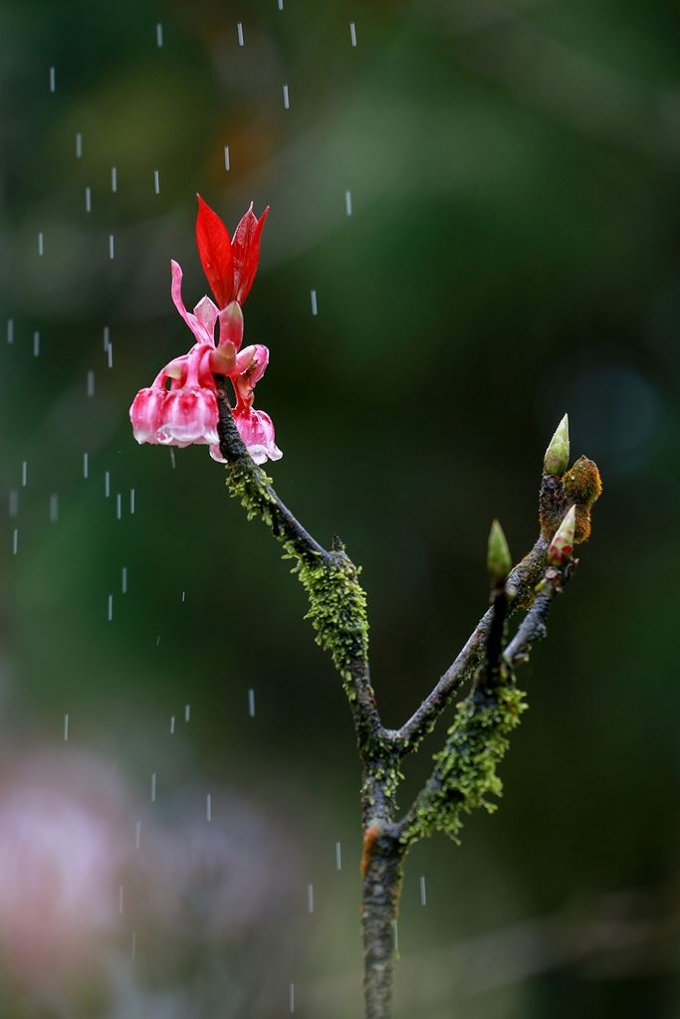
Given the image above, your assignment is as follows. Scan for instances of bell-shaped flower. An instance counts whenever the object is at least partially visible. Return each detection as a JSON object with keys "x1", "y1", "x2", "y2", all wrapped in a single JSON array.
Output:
[
  {"x1": 157, "y1": 348, "x2": 219, "y2": 448},
  {"x1": 195, "y1": 195, "x2": 269, "y2": 308},
  {"x1": 130, "y1": 384, "x2": 168, "y2": 445},
  {"x1": 212, "y1": 407, "x2": 282, "y2": 466},
  {"x1": 129, "y1": 251, "x2": 282, "y2": 465}
]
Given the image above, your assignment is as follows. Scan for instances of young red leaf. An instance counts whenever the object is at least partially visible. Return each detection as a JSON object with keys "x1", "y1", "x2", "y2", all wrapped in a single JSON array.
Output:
[
  {"x1": 232, "y1": 204, "x2": 270, "y2": 304},
  {"x1": 195, "y1": 194, "x2": 234, "y2": 307}
]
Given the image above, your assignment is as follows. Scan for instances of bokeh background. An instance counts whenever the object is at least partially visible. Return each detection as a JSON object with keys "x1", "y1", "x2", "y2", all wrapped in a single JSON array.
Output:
[{"x1": 0, "y1": 0, "x2": 678, "y2": 1016}]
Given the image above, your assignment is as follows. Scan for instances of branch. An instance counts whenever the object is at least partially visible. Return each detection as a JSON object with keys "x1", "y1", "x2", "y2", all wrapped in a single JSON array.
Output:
[
  {"x1": 397, "y1": 557, "x2": 571, "y2": 848},
  {"x1": 214, "y1": 378, "x2": 383, "y2": 752},
  {"x1": 393, "y1": 535, "x2": 548, "y2": 755},
  {"x1": 504, "y1": 560, "x2": 575, "y2": 667}
]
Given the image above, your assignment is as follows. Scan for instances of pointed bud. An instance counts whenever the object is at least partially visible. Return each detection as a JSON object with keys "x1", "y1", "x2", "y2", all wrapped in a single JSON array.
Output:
[
  {"x1": 548, "y1": 505, "x2": 576, "y2": 565},
  {"x1": 487, "y1": 520, "x2": 512, "y2": 584},
  {"x1": 543, "y1": 413, "x2": 570, "y2": 476},
  {"x1": 218, "y1": 301, "x2": 244, "y2": 350}
]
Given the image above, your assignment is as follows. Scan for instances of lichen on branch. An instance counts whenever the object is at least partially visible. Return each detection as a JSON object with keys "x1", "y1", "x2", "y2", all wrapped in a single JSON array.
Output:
[{"x1": 399, "y1": 676, "x2": 527, "y2": 846}]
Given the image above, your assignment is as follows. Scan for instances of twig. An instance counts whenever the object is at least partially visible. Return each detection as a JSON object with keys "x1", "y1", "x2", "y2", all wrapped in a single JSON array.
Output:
[
  {"x1": 393, "y1": 536, "x2": 548, "y2": 755},
  {"x1": 504, "y1": 559, "x2": 576, "y2": 666},
  {"x1": 396, "y1": 556, "x2": 573, "y2": 847}
]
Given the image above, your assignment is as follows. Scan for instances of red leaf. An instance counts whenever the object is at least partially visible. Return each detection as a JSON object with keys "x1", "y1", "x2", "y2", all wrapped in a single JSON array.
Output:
[
  {"x1": 232, "y1": 204, "x2": 269, "y2": 304},
  {"x1": 195, "y1": 194, "x2": 234, "y2": 307}
]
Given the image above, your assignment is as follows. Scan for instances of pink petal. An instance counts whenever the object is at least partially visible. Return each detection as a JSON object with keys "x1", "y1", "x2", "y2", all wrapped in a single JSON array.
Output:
[
  {"x1": 233, "y1": 344, "x2": 270, "y2": 406},
  {"x1": 157, "y1": 388, "x2": 219, "y2": 447},
  {"x1": 218, "y1": 301, "x2": 244, "y2": 351},
  {"x1": 170, "y1": 260, "x2": 213, "y2": 346},
  {"x1": 129, "y1": 388, "x2": 167, "y2": 444},
  {"x1": 232, "y1": 406, "x2": 282, "y2": 464},
  {"x1": 193, "y1": 296, "x2": 220, "y2": 340}
]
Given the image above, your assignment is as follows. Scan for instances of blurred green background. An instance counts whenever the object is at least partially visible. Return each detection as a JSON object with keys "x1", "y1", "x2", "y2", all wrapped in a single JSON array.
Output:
[{"x1": 0, "y1": 0, "x2": 678, "y2": 1016}]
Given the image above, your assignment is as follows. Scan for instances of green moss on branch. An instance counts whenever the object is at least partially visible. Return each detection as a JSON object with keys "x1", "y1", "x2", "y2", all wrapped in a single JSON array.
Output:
[{"x1": 400, "y1": 675, "x2": 527, "y2": 845}]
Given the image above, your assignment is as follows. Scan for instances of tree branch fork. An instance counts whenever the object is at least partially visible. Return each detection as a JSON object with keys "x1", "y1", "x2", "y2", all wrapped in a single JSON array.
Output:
[{"x1": 214, "y1": 382, "x2": 601, "y2": 1019}]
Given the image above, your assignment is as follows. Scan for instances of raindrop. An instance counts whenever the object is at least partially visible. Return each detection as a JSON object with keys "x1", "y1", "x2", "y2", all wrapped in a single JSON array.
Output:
[
  {"x1": 135, "y1": 820, "x2": 142, "y2": 849},
  {"x1": 33, "y1": 331, "x2": 40, "y2": 357},
  {"x1": 121, "y1": 566, "x2": 128, "y2": 594},
  {"x1": 11, "y1": 529, "x2": 18, "y2": 555},
  {"x1": 282, "y1": 83, "x2": 290, "y2": 109},
  {"x1": 129, "y1": 489, "x2": 136, "y2": 513},
  {"x1": 206, "y1": 793, "x2": 212, "y2": 822},
  {"x1": 21, "y1": 461, "x2": 27, "y2": 486},
  {"x1": 237, "y1": 22, "x2": 245, "y2": 46},
  {"x1": 419, "y1": 875, "x2": 427, "y2": 906},
  {"x1": 150, "y1": 772, "x2": 157, "y2": 802},
  {"x1": 109, "y1": 234, "x2": 115, "y2": 260},
  {"x1": 87, "y1": 370, "x2": 95, "y2": 397},
  {"x1": 37, "y1": 232, "x2": 44, "y2": 256},
  {"x1": 107, "y1": 594, "x2": 113, "y2": 621},
  {"x1": 289, "y1": 983, "x2": 295, "y2": 1013},
  {"x1": 75, "y1": 132, "x2": 83, "y2": 158},
  {"x1": 153, "y1": 169, "x2": 160, "y2": 195},
  {"x1": 169, "y1": 449, "x2": 176, "y2": 469},
  {"x1": 63, "y1": 713, "x2": 69, "y2": 741},
  {"x1": 156, "y1": 22, "x2": 164, "y2": 47},
  {"x1": 181, "y1": 590, "x2": 186, "y2": 602},
  {"x1": 7, "y1": 318, "x2": 14, "y2": 344},
  {"x1": 111, "y1": 166, "x2": 118, "y2": 193},
  {"x1": 169, "y1": 716, "x2": 175, "y2": 735},
  {"x1": 184, "y1": 703, "x2": 191, "y2": 722},
  {"x1": 224, "y1": 145, "x2": 230, "y2": 172},
  {"x1": 116, "y1": 493, "x2": 122, "y2": 519},
  {"x1": 119, "y1": 885, "x2": 124, "y2": 914},
  {"x1": 350, "y1": 22, "x2": 357, "y2": 47},
  {"x1": 49, "y1": 494, "x2": 59, "y2": 522},
  {"x1": 307, "y1": 884, "x2": 314, "y2": 914},
  {"x1": 335, "y1": 840, "x2": 342, "y2": 871},
  {"x1": 278, "y1": 0, "x2": 284, "y2": 10},
  {"x1": 104, "y1": 471, "x2": 110, "y2": 497},
  {"x1": 84, "y1": 186, "x2": 92, "y2": 212},
  {"x1": 106, "y1": 343, "x2": 113, "y2": 368},
  {"x1": 83, "y1": 452, "x2": 89, "y2": 479},
  {"x1": 248, "y1": 688, "x2": 256, "y2": 717},
  {"x1": 345, "y1": 190, "x2": 352, "y2": 216},
  {"x1": 49, "y1": 66, "x2": 56, "y2": 92},
  {"x1": 310, "y1": 289, "x2": 318, "y2": 316},
  {"x1": 103, "y1": 325, "x2": 110, "y2": 350}
]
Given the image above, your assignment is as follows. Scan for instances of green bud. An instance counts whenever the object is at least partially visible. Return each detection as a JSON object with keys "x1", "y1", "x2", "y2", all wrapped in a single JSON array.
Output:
[
  {"x1": 487, "y1": 519, "x2": 512, "y2": 583},
  {"x1": 543, "y1": 413, "x2": 570, "y2": 476},
  {"x1": 548, "y1": 505, "x2": 576, "y2": 565}
]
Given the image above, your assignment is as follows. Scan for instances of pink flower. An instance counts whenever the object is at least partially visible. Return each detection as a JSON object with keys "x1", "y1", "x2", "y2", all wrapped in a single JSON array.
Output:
[
  {"x1": 129, "y1": 386, "x2": 167, "y2": 444},
  {"x1": 130, "y1": 249, "x2": 281, "y2": 464}
]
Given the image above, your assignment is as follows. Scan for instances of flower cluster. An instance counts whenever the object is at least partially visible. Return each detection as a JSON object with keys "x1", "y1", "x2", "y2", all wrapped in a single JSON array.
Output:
[{"x1": 129, "y1": 197, "x2": 281, "y2": 465}]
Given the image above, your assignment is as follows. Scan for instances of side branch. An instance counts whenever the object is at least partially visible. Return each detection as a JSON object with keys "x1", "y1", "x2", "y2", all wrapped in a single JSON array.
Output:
[
  {"x1": 214, "y1": 378, "x2": 382, "y2": 751},
  {"x1": 504, "y1": 560, "x2": 576, "y2": 667},
  {"x1": 397, "y1": 558, "x2": 571, "y2": 848},
  {"x1": 393, "y1": 536, "x2": 548, "y2": 756}
]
